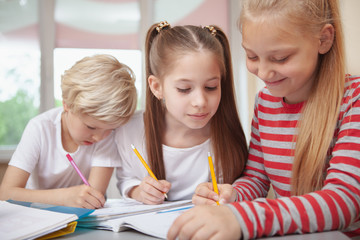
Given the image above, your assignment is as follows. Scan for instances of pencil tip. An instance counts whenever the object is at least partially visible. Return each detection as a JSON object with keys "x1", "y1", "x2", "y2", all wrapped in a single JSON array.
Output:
[
  {"x1": 208, "y1": 152, "x2": 211, "y2": 157},
  {"x1": 131, "y1": 144, "x2": 135, "y2": 149}
]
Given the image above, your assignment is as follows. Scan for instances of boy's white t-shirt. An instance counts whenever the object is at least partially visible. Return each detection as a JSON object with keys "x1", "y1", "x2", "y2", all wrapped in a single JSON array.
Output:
[
  {"x1": 9, "y1": 107, "x2": 121, "y2": 189},
  {"x1": 115, "y1": 110, "x2": 212, "y2": 201}
]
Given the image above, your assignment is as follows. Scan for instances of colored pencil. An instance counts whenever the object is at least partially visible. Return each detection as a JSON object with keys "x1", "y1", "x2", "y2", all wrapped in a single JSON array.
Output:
[
  {"x1": 208, "y1": 152, "x2": 220, "y2": 205},
  {"x1": 66, "y1": 153, "x2": 90, "y2": 186},
  {"x1": 131, "y1": 144, "x2": 168, "y2": 199}
]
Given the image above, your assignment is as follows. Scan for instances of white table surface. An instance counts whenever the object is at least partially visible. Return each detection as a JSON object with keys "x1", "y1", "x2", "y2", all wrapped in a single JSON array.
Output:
[{"x1": 60, "y1": 227, "x2": 351, "y2": 240}]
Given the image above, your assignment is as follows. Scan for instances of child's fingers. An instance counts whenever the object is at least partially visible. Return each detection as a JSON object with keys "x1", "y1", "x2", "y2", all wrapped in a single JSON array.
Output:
[
  {"x1": 76, "y1": 185, "x2": 104, "y2": 209},
  {"x1": 140, "y1": 183, "x2": 165, "y2": 204},
  {"x1": 168, "y1": 206, "x2": 218, "y2": 240},
  {"x1": 192, "y1": 194, "x2": 218, "y2": 206},
  {"x1": 82, "y1": 200, "x2": 97, "y2": 209},
  {"x1": 167, "y1": 208, "x2": 195, "y2": 240},
  {"x1": 193, "y1": 182, "x2": 219, "y2": 205},
  {"x1": 84, "y1": 196, "x2": 104, "y2": 209},
  {"x1": 218, "y1": 184, "x2": 236, "y2": 203},
  {"x1": 144, "y1": 176, "x2": 169, "y2": 195},
  {"x1": 158, "y1": 179, "x2": 171, "y2": 192},
  {"x1": 139, "y1": 177, "x2": 166, "y2": 204},
  {"x1": 88, "y1": 187, "x2": 106, "y2": 207},
  {"x1": 195, "y1": 182, "x2": 214, "y2": 196},
  {"x1": 141, "y1": 191, "x2": 165, "y2": 205},
  {"x1": 168, "y1": 205, "x2": 242, "y2": 240}
]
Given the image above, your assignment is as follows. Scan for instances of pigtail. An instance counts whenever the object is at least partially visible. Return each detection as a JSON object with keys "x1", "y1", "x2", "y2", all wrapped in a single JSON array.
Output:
[
  {"x1": 206, "y1": 26, "x2": 248, "y2": 183},
  {"x1": 145, "y1": 24, "x2": 158, "y2": 76},
  {"x1": 144, "y1": 23, "x2": 167, "y2": 180}
]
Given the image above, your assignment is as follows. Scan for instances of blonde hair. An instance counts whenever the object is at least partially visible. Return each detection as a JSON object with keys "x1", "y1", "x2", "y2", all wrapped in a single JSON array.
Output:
[
  {"x1": 61, "y1": 54, "x2": 137, "y2": 126},
  {"x1": 239, "y1": 0, "x2": 346, "y2": 195},
  {"x1": 144, "y1": 22, "x2": 248, "y2": 183}
]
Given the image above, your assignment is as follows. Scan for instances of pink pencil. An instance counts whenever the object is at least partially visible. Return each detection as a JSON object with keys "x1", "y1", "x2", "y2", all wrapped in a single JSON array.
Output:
[{"x1": 66, "y1": 153, "x2": 90, "y2": 186}]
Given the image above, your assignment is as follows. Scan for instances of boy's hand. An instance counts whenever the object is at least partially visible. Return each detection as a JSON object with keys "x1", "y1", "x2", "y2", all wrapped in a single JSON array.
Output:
[
  {"x1": 63, "y1": 185, "x2": 106, "y2": 209},
  {"x1": 192, "y1": 182, "x2": 237, "y2": 205},
  {"x1": 130, "y1": 176, "x2": 171, "y2": 204}
]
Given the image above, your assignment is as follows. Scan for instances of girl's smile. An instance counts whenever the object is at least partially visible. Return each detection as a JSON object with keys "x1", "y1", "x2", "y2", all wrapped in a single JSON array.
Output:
[
  {"x1": 188, "y1": 112, "x2": 210, "y2": 120},
  {"x1": 263, "y1": 77, "x2": 287, "y2": 87},
  {"x1": 242, "y1": 18, "x2": 320, "y2": 104}
]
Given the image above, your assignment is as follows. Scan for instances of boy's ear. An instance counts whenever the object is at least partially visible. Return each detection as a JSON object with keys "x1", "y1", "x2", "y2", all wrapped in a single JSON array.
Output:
[
  {"x1": 148, "y1": 75, "x2": 163, "y2": 99},
  {"x1": 318, "y1": 23, "x2": 335, "y2": 54},
  {"x1": 63, "y1": 101, "x2": 70, "y2": 112}
]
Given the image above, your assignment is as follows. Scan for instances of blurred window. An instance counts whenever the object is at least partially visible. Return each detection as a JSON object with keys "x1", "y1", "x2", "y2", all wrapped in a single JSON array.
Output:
[
  {"x1": 0, "y1": 0, "x2": 40, "y2": 150},
  {"x1": 0, "y1": 0, "x2": 231, "y2": 159}
]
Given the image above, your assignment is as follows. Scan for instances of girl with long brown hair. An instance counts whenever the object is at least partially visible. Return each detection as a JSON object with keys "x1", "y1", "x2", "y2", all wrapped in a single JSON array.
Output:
[{"x1": 115, "y1": 21, "x2": 248, "y2": 204}]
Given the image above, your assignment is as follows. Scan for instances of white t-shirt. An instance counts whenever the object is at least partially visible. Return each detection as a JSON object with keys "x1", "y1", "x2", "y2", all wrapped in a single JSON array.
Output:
[
  {"x1": 9, "y1": 107, "x2": 121, "y2": 189},
  {"x1": 115, "y1": 110, "x2": 212, "y2": 201}
]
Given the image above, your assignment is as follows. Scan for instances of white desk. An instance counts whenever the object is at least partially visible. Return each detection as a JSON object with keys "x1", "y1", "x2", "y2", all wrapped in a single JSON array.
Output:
[
  {"x1": 61, "y1": 227, "x2": 351, "y2": 240},
  {"x1": 60, "y1": 227, "x2": 158, "y2": 239},
  {"x1": 258, "y1": 231, "x2": 350, "y2": 240}
]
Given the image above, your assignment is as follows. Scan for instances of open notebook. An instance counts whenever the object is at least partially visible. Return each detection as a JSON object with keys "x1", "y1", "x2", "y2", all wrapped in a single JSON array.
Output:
[
  {"x1": 78, "y1": 198, "x2": 192, "y2": 226},
  {"x1": 0, "y1": 201, "x2": 78, "y2": 239},
  {"x1": 77, "y1": 198, "x2": 193, "y2": 239},
  {"x1": 104, "y1": 204, "x2": 193, "y2": 239}
]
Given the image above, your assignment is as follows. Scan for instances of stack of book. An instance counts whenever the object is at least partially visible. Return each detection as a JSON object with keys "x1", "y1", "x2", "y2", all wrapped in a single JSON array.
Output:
[{"x1": 0, "y1": 200, "x2": 89, "y2": 239}]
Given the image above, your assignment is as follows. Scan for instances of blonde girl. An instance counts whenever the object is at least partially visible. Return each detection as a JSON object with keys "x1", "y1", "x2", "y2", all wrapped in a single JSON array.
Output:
[{"x1": 169, "y1": 0, "x2": 360, "y2": 238}]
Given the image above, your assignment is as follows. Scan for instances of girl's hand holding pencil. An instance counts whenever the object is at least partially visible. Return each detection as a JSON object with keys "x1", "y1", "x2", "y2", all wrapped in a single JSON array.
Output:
[
  {"x1": 130, "y1": 144, "x2": 171, "y2": 204},
  {"x1": 129, "y1": 176, "x2": 171, "y2": 205},
  {"x1": 192, "y1": 182, "x2": 237, "y2": 206},
  {"x1": 192, "y1": 152, "x2": 236, "y2": 206}
]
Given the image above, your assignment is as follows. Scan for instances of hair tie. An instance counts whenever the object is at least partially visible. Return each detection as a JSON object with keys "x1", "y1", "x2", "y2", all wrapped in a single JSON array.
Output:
[
  {"x1": 156, "y1": 21, "x2": 170, "y2": 33},
  {"x1": 204, "y1": 25, "x2": 217, "y2": 36}
]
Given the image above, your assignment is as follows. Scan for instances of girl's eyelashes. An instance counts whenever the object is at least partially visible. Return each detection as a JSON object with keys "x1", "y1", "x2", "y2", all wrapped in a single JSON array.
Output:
[
  {"x1": 206, "y1": 86, "x2": 218, "y2": 91},
  {"x1": 247, "y1": 55, "x2": 258, "y2": 61},
  {"x1": 176, "y1": 86, "x2": 218, "y2": 93},
  {"x1": 273, "y1": 56, "x2": 289, "y2": 63},
  {"x1": 247, "y1": 55, "x2": 289, "y2": 62},
  {"x1": 177, "y1": 88, "x2": 191, "y2": 93}
]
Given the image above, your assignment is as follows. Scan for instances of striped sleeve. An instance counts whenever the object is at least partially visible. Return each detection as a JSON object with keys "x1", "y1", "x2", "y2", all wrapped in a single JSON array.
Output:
[
  {"x1": 230, "y1": 76, "x2": 360, "y2": 239},
  {"x1": 233, "y1": 94, "x2": 271, "y2": 201}
]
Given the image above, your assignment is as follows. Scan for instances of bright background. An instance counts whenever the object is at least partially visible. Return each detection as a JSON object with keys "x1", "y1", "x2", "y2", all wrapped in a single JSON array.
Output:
[{"x1": 0, "y1": 0, "x2": 359, "y2": 197}]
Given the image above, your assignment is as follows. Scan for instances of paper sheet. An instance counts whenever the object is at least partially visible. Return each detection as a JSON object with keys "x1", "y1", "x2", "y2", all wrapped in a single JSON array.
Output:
[
  {"x1": 101, "y1": 204, "x2": 194, "y2": 239},
  {"x1": 0, "y1": 201, "x2": 78, "y2": 240},
  {"x1": 79, "y1": 198, "x2": 192, "y2": 222}
]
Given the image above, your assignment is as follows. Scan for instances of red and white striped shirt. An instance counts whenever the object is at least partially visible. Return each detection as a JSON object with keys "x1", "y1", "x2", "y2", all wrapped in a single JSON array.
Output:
[{"x1": 229, "y1": 75, "x2": 360, "y2": 239}]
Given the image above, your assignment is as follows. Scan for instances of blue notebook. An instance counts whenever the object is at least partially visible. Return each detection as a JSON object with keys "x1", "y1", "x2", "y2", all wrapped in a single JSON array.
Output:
[{"x1": 6, "y1": 199, "x2": 94, "y2": 219}]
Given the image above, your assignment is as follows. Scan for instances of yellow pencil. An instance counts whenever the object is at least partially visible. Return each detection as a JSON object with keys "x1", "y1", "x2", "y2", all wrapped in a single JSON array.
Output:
[
  {"x1": 131, "y1": 144, "x2": 168, "y2": 199},
  {"x1": 208, "y1": 152, "x2": 220, "y2": 205}
]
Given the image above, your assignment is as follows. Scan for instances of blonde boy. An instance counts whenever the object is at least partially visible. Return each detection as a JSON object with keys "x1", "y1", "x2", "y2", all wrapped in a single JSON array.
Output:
[{"x1": 0, "y1": 54, "x2": 137, "y2": 208}]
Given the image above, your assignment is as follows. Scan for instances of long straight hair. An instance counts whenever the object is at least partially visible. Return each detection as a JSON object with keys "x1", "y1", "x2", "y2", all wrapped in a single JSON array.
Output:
[
  {"x1": 144, "y1": 23, "x2": 248, "y2": 183},
  {"x1": 239, "y1": 0, "x2": 346, "y2": 195}
]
